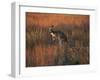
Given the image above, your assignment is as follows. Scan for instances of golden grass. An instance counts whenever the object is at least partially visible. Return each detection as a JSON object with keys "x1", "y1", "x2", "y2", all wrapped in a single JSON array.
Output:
[{"x1": 26, "y1": 26, "x2": 89, "y2": 67}]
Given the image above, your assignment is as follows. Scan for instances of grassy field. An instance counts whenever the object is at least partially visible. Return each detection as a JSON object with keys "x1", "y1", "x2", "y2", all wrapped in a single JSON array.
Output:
[{"x1": 26, "y1": 25, "x2": 89, "y2": 67}]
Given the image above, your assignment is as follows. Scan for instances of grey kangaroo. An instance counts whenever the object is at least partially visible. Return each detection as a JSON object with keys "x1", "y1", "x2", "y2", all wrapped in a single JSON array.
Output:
[
  {"x1": 49, "y1": 25, "x2": 70, "y2": 65},
  {"x1": 49, "y1": 25, "x2": 68, "y2": 46}
]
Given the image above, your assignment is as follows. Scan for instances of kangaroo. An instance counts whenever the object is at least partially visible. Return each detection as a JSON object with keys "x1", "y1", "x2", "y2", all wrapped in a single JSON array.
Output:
[
  {"x1": 49, "y1": 25, "x2": 69, "y2": 65},
  {"x1": 49, "y1": 25, "x2": 68, "y2": 46}
]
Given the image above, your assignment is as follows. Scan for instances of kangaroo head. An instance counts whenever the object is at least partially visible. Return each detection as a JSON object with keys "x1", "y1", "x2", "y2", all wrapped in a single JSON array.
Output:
[
  {"x1": 49, "y1": 25, "x2": 56, "y2": 41},
  {"x1": 49, "y1": 25, "x2": 54, "y2": 33}
]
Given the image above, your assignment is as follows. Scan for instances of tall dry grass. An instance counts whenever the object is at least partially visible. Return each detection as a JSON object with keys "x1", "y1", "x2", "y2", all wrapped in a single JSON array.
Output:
[{"x1": 26, "y1": 25, "x2": 89, "y2": 67}]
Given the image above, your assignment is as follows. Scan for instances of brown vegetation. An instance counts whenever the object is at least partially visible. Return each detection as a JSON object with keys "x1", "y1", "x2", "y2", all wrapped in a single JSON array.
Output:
[{"x1": 26, "y1": 12, "x2": 89, "y2": 67}]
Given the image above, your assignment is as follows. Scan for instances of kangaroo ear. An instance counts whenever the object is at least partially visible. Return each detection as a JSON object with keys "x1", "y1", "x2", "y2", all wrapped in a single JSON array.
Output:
[{"x1": 51, "y1": 25, "x2": 54, "y2": 28}]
